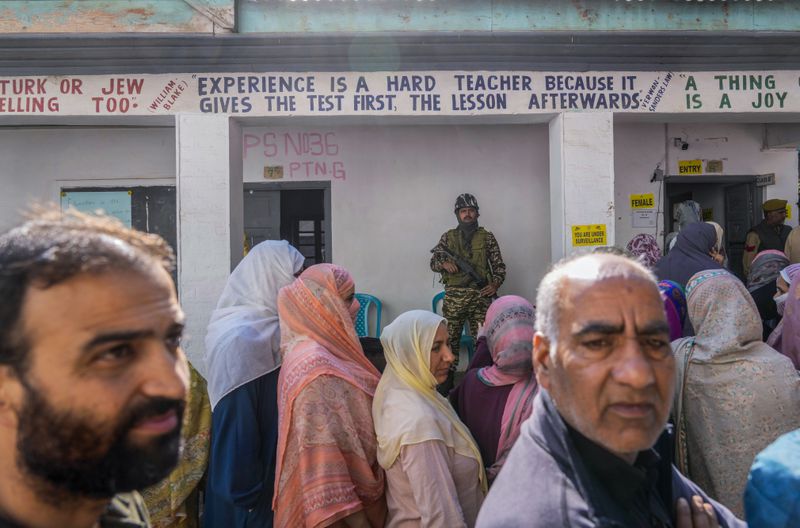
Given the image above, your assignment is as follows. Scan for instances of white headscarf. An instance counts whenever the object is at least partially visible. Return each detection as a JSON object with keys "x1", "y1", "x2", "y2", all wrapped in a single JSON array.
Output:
[
  {"x1": 372, "y1": 310, "x2": 487, "y2": 492},
  {"x1": 204, "y1": 240, "x2": 304, "y2": 410}
]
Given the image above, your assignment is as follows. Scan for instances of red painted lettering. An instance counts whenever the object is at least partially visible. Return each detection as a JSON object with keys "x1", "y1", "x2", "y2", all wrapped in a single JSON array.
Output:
[
  {"x1": 263, "y1": 133, "x2": 277, "y2": 157},
  {"x1": 101, "y1": 78, "x2": 144, "y2": 95},
  {"x1": 307, "y1": 133, "x2": 324, "y2": 156},
  {"x1": 333, "y1": 161, "x2": 346, "y2": 180},
  {"x1": 243, "y1": 134, "x2": 260, "y2": 159},
  {"x1": 127, "y1": 78, "x2": 144, "y2": 95},
  {"x1": 91, "y1": 97, "x2": 131, "y2": 113},
  {"x1": 325, "y1": 132, "x2": 339, "y2": 155},
  {"x1": 285, "y1": 133, "x2": 301, "y2": 156}
]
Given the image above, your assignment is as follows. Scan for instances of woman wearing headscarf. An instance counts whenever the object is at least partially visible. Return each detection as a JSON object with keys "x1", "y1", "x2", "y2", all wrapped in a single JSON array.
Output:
[
  {"x1": 706, "y1": 221, "x2": 724, "y2": 253},
  {"x1": 142, "y1": 364, "x2": 211, "y2": 528},
  {"x1": 626, "y1": 233, "x2": 661, "y2": 269},
  {"x1": 449, "y1": 296, "x2": 536, "y2": 482},
  {"x1": 655, "y1": 222, "x2": 724, "y2": 289},
  {"x1": 766, "y1": 263, "x2": 800, "y2": 357},
  {"x1": 203, "y1": 240, "x2": 305, "y2": 527},
  {"x1": 706, "y1": 221, "x2": 728, "y2": 266},
  {"x1": 658, "y1": 280, "x2": 687, "y2": 341},
  {"x1": 767, "y1": 263, "x2": 800, "y2": 370},
  {"x1": 672, "y1": 269, "x2": 800, "y2": 516},
  {"x1": 274, "y1": 264, "x2": 386, "y2": 528},
  {"x1": 746, "y1": 250, "x2": 789, "y2": 340},
  {"x1": 665, "y1": 200, "x2": 702, "y2": 252},
  {"x1": 373, "y1": 310, "x2": 486, "y2": 528}
]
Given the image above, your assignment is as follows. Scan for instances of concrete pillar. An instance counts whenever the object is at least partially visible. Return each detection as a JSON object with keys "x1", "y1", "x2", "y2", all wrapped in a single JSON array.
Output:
[
  {"x1": 549, "y1": 112, "x2": 615, "y2": 260},
  {"x1": 176, "y1": 114, "x2": 243, "y2": 376}
]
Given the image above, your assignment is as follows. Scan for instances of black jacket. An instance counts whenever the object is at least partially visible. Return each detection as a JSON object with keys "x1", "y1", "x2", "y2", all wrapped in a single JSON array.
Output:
[{"x1": 476, "y1": 391, "x2": 745, "y2": 528}]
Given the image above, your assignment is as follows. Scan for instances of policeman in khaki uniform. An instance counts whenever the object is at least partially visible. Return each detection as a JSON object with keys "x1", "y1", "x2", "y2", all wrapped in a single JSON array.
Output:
[
  {"x1": 430, "y1": 193, "x2": 506, "y2": 394},
  {"x1": 783, "y1": 199, "x2": 800, "y2": 264},
  {"x1": 743, "y1": 198, "x2": 792, "y2": 276}
]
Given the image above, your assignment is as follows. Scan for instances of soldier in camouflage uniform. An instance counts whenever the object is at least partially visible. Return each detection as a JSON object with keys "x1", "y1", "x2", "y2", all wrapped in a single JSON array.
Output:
[{"x1": 430, "y1": 193, "x2": 506, "y2": 394}]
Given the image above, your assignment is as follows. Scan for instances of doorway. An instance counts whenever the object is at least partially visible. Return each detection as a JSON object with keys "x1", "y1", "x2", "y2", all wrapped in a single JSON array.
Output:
[
  {"x1": 243, "y1": 182, "x2": 331, "y2": 267},
  {"x1": 664, "y1": 176, "x2": 763, "y2": 280}
]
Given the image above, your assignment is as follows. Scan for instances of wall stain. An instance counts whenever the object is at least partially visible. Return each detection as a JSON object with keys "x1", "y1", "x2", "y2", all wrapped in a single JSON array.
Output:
[
  {"x1": 0, "y1": 1, "x2": 232, "y2": 33},
  {"x1": 571, "y1": 0, "x2": 598, "y2": 26}
]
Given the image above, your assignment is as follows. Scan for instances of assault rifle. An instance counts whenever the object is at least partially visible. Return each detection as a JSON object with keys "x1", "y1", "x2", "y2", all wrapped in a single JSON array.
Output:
[{"x1": 430, "y1": 243, "x2": 489, "y2": 289}]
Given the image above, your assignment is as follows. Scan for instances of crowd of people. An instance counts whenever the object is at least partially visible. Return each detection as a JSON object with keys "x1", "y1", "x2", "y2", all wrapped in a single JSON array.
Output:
[{"x1": 0, "y1": 197, "x2": 799, "y2": 527}]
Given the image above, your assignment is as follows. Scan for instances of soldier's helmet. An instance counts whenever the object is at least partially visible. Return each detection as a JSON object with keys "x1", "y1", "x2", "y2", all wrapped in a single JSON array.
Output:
[{"x1": 454, "y1": 193, "x2": 479, "y2": 213}]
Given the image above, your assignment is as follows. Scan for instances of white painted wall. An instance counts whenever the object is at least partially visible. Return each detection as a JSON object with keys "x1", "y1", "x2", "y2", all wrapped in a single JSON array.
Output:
[
  {"x1": 614, "y1": 122, "x2": 668, "y2": 247},
  {"x1": 242, "y1": 125, "x2": 551, "y2": 328},
  {"x1": 550, "y1": 113, "x2": 615, "y2": 259},
  {"x1": 0, "y1": 127, "x2": 176, "y2": 231},
  {"x1": 667, "y1": 123, "x2": 798, "y2": 219},
  {"x1": 176, "y1": 115, "x2": 243, "y2": 375},
  {"x1": 614, "y1": 122, "x2": 799, "y2": 248}
]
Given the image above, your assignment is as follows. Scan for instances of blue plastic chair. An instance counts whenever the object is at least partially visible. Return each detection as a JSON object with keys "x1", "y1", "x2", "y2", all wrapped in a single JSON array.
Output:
[
  {"x1": 355, "y1": 293, "x2": 382, "y2": 337},
  {"x1": 431, "y1": 291, "x2": 475, "y2": 362}
]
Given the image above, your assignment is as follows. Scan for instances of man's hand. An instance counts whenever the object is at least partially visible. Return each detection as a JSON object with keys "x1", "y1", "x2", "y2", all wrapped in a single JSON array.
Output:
[
  {"x1": 676, "y1": 496, "x2": 719, "y2": 528},
  {"x1": 442, "y1": 261, "x2": 459, "y2": 274},
  {"x1": 480, "y1": 282, "x2": 499, "y2": 297}
]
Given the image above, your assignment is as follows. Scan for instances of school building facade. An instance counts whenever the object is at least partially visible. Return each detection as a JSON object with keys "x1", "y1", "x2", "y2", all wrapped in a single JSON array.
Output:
[{"x1": 1, "y1": 1, "x2": 800, "y2": 372}]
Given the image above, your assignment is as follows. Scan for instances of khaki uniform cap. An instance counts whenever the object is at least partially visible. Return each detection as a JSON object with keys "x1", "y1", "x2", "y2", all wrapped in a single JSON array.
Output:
[{"x1": 763, "y1": 199, "x2": 788, "y2": 212}]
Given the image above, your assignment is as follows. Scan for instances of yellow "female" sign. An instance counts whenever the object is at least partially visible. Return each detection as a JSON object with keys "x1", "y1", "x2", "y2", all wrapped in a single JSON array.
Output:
[{"x1": 630, "y1": 193, "x2": 655, "y2": 209}]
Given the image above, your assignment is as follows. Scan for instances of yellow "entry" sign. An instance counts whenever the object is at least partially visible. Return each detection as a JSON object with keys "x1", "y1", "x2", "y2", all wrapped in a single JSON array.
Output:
[
  {"x1": 630, "y1": 193, "x2": 655, "y2": 209},
  {"x1": 678, "y1": 160, "x2": 703, "y2": 175},
  {"x1": 572, "y1": 224, "x2": 607, "y2": 247}
]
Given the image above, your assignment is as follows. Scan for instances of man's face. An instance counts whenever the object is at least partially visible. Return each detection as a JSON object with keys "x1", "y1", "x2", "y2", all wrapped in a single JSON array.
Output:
[
  {"x1": 766, "y1": 208, "x2": 787, "y2": 226},
  {"x1": 457, "y1": 207, "x2": 478, "y2": 223},
  {"x1": 2, "y1": 266, "x2": 189, "y2": 499},
  {"x1": 534, "y1": 276, "x2": 674, "y2": 463}
]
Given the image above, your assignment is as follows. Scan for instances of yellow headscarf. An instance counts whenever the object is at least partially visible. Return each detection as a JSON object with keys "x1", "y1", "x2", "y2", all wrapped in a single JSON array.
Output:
[{"x1": 372, "y1": 310, "x2": 487, "y2": 492}]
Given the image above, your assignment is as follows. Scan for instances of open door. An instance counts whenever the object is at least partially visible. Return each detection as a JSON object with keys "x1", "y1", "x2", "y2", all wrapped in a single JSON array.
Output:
[
  {"x1": 664, "y1": 176, "x2": 761, "y2": 281},
  {"x1": 243, "y1": 183, "x2": 330, "y2": 266},
  {"x1": 281, "y1": 189, "x2": 326, "y2": 266},
  {"x1": 725, "y1": 183, "x2": 760, "y2": 280}
]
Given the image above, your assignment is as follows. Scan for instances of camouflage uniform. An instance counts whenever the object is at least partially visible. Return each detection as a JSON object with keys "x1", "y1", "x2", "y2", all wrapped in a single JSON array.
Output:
[
  {"x1": 430, "y1": 228, "x2": 506, "y2": 366},
  {"x1": 441, "y1": 287, "x2": 492, "y2": 360}
]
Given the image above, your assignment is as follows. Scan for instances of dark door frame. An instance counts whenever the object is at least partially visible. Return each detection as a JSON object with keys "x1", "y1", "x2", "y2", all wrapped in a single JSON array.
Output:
[
  {"x1": 662, "y1": 175, "x2": 764, "y2": 279},
  {"x1": 243, "y1": 181, "x2": 332, "y2": 262},
  {"x1": 662, "y1": 175, "x2": 764, "y2": 236}
]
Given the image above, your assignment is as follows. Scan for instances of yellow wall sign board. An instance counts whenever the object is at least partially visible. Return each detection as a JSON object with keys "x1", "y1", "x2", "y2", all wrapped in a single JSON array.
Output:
[
  {"x1": 706, "y1": 160, "x2": 723, "y2": 173},
  {"x1": 630, "y1": 193, "x2": 655, "y2": 209},
  {"x1": 678, "y1": 160, "x2": 703, "y2": 175},
  {"x1": 572, "y1": 224, "x2": 607, "y2": 247},
  {"x1": 787, "y1": 204, "x2": 792, "y2": 220},
  {"x1": 264, "y1": 165, "x2": 284, "y2": 180}
]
